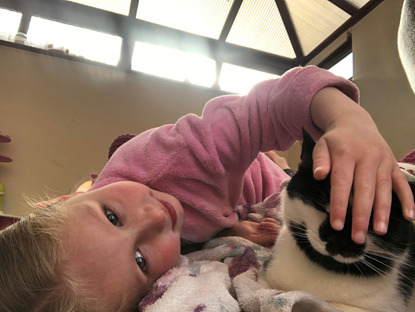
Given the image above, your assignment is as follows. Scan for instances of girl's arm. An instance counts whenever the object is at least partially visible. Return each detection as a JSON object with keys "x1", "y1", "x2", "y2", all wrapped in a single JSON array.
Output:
[{"x1": 310, "y1": 87, "x2": 415, "y2": 244}]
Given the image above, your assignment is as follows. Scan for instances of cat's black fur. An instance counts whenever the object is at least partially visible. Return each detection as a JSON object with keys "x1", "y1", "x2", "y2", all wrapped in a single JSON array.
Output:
[{"x1": 263, "y1": 129, "x2": 415, "y2": 312}]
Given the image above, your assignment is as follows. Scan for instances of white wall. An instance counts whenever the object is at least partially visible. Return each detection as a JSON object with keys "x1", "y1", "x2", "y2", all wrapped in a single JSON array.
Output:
[{"x1": 352, "y1": 0, "x2": 415, "y2": 158}]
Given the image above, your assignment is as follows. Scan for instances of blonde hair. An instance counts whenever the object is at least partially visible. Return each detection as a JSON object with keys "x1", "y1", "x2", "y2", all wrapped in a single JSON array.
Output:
[{"x1": 0, "y1": 203, "x2": 135, "y2": 312}]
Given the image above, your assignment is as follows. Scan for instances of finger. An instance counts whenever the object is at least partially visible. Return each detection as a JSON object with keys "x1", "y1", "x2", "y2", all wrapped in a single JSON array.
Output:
[
  {"x1": 252, "y1": 232, "x2": 279, "y2": 248},
  {"x1": 259, "y1": 218, "x2": 281, "y2": 229},
  {"x1": 329, "y1": 160, "x2": 354, "y2": 231},
  {"x1": 258, "y1": 223, "x2": 281, "y2": 235},
  {"x1": 351, "y1": 163, "x2": 377, "y2": 244},
  {"x1": 392, "y1": 165, "x2": 415, "y2": 220},
  {"x1": 259, "y1": 218, "x2": 280, "y2": 226},
  {"x1": 312, "y1": 138, "x2": 331, "y2": 180},
  {"x1": 372, "y1": 164, "x2": 392, "y2": 235},
  {"x1": 258, "y1": 228, "x2": 280, "y2": 236}
]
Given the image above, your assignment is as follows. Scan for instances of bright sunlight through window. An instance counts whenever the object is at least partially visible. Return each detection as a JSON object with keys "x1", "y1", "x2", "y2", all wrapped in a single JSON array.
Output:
[
  {"x1": 27, "y1": 17, "x2": 122, "y2": 66},
  {"x1": 66, "y1": 0, "x2": 131, "y2": 16},
  {"x1": 136, "y1": 0, "x2": 233, "y2": 39},
  {"x1": 132, "y1": 42, "x2": 216, "y2": 87},
  {"x1": 328, "y1": 52, "x2": 353, "y2": 80},
  {"x1": 219, "y1": 63, "x2": 279, "y2": 94},
  {"x1": 0, "y1": 8, "x2": 22, "y2": 42}
]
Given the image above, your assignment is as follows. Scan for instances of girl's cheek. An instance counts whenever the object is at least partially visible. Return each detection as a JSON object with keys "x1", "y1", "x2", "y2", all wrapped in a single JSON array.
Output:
[{"x1": 163, "y1": 242, "x2": 181, "y2": 267}]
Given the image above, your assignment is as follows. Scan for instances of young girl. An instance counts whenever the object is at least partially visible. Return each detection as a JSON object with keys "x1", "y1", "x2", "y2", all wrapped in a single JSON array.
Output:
[{"x1": 1, "y1": 66, "x2": 414, "y2": 312}]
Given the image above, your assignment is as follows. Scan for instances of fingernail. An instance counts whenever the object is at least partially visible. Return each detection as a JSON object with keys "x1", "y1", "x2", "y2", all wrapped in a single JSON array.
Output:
[
  {"x1": 332, "y1": 219, "x2": 344, "y2": 231},
  {"x1": 407, "y1": 209, "x2": 415, "y2": 220},
  {"x1": 375, "y1": 221, "x2": 388, "y2": 235},
  {"x1": 353, "y1": 231, "x2": 366, "y2": 244},
  {"x1": 314, "y1": 166, "x2": 322, "y2": 175}
]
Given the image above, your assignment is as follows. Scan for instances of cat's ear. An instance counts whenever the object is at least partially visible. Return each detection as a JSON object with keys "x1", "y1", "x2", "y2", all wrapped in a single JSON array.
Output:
[{"x1": 300, "y1": 128, "x2": 316, "y2": 166}]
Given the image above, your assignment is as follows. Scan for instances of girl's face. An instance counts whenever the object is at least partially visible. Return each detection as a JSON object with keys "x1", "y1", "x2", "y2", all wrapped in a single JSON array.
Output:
[{"x1": 62, "y1": 181, "x2": 184, "y2": 309}]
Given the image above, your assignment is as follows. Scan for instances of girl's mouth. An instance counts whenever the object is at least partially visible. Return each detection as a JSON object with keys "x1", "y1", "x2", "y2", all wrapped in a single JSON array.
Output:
[{"x1": 159, "y1": 200, "x2": 177, "y2": 229}]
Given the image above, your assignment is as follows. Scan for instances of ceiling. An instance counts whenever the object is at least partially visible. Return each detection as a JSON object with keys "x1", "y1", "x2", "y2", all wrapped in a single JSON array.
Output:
[{"x1": 0, "y1": 0, "x2": 384, "y2": 75}]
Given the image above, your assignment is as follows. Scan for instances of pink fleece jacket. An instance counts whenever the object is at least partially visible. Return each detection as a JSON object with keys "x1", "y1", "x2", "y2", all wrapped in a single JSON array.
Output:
[{"x1": 90, "y1": 66, "x2": 359, "y2": 242}]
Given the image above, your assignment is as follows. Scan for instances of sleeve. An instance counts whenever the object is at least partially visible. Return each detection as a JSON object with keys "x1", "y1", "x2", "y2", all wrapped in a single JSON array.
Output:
[{"x1": 91, "y1": 66, "x2": 359, "y2": 242}]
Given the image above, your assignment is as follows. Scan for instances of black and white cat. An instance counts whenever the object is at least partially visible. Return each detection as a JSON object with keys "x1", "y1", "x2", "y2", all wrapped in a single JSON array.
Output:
[{"x1": 262, "y1": 130, "x2": 415, "y2": 312}]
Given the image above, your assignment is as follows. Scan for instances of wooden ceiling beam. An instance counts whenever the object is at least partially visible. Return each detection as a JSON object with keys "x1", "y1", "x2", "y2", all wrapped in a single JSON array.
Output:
[
  {"x1": 302, "y1": 0, "x2": 384, "y2": 65},
  {"x1": 318, "y1": 36, "x2": 352, "y2": 69},
  {"x1": 328, "y1": 0, "x2": 359, "y2": 16},
  {"x1": 274, "y1": 0, "x2": 304, "y2": 60},
  {"x1": 218, "y1": 0, "x2": 242, "y2": 41}
]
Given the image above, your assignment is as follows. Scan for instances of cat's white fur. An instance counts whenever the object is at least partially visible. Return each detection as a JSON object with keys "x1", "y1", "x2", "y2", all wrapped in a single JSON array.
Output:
[{"x1": 260, "y1": 188, "x2": 415, "y2": 312}]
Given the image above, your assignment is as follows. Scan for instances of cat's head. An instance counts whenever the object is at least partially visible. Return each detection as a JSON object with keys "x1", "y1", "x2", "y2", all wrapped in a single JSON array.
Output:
[{"x1": 281, "y1": 129, "x2": 415, "y2": 277}]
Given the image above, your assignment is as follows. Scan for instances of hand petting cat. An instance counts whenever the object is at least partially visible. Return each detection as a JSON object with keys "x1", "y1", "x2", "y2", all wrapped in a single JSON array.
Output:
[{"x1": 309, "y1": 87, "x2": 415, "y2": 244}]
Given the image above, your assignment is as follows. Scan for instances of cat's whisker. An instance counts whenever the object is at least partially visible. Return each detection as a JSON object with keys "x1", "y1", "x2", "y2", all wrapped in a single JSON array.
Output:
[
  {"x1": 366, "y1": 248, "x2": 403, "y2": 262},
  {"x1": 366, "y1": 241, "x2": 415, "y2": 263},
  {"x1": 351, "y1": 262, "x2": 365, "y2": 276},
  {"x1": 365, "y1": 253, "x2": 415, "y2": 283},
  {"x1": 362, "y1": 254, "x2": 412, "y2": 283},
  {"x1": 361, "y1": 255, "x2": 393, "y2": 274}
]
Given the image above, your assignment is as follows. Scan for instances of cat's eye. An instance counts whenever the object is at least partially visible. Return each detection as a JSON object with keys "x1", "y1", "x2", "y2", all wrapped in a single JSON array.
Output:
[
  {"x1": 135, "y1": 250, "x2": 147, "y2": 272},
  {"x1": 104, "y1": 208, "x2": 120, "y2": 226}
]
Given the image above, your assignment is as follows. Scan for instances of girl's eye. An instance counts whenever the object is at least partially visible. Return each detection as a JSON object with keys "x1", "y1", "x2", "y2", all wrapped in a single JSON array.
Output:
[
  {"x1": 135, "y1": 250, "x2": 147, "y2": 272},
  {"x1": 104, "y1": 209, "x2": 120, "y2": 226}
]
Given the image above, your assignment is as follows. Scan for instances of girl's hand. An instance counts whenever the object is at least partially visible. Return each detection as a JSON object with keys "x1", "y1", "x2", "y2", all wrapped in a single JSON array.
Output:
[
  {"x1": 310, "y1": 87, "x2": 415, "y2": 244},
  {"x1": 222, "y1": 218, "x2": 281, "y2": 248},
  {"x1": 264, "y1": 151, "x2": 290, "y2": 170}
]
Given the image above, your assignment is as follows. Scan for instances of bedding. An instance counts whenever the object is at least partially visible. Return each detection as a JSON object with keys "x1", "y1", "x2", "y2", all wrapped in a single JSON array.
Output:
[
  {"x1": 138, "y1": 155, "x2": 415, "y2": 312},
  {"x1": 139, "y1": 237, "x2": 338, "y2": 312}
]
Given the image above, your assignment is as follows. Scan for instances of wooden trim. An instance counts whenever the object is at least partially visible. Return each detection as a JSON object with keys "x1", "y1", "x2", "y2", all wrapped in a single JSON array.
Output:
[
  {"x1": 328, "y1": 0, "x2": 359, "y2": 15},
  {"x1": 318, "y1": 36, "x2": 352, "y2": 69},
  {"x1": 219, "y1": 0, "x2": 242, "y2": 41},
  {"x1": 275, "y1": 0, "x2": 304, "y2": 60},
  {"x1": 302, "y1": 0, "x2": 383, "y2": 65}
]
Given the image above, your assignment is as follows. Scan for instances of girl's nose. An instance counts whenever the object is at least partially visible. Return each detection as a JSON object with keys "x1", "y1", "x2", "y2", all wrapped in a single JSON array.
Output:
[{"x1": 136, "y1": 205, "x2": 166, "y2": 238}]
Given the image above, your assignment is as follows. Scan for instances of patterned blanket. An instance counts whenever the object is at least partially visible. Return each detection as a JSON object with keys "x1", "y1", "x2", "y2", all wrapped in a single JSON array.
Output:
[
  {"x1": 139, "y1": 236, "x2": 339, "y2": 312},
  {"x1": 138, "y1": 158, "x2": 415, "y2": 312}
]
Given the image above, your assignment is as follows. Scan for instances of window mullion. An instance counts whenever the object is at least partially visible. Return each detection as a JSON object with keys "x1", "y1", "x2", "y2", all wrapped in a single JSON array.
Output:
[{"x1": 118, "y1": 0, "x2": 139, "y2": 71}]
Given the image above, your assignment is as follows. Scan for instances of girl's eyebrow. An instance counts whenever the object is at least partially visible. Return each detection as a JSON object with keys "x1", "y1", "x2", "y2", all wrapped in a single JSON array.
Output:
[{"x1": 80, "y1": 202, "x2": 108, "y2": 224}]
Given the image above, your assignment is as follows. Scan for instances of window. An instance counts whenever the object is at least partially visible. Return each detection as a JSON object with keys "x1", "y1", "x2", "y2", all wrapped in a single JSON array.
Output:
[
  {"x1": 132, "y1": 42, "x2": 216, "y2": 87},
  {"x1": 219, "y1": 63, "x2": 278, "y2": 94},
  {"x1": 226, "y1": 0, "x2": 295, "y2": 58},
  {"x1": 136, "y1": 0, "x2": 233, "y2": 39},
  {"x1": 328, "y1": 52, "x2": 353, "y2": 80},
  {"x1": 0, "y1": 8, "x2": 22, "y2": 42},
  {"x1": 285, "y1": 0, "x2": 350, "y2": 55},
  {"x1": 27, "y1": 17, "x2": 122, "y2": 66},
  {"x1": 0, "y1": 1, "x2": 362, "y2": 91},
  {"x1": 66, "y1": 0, "x2": 131, "y2": 16}
]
